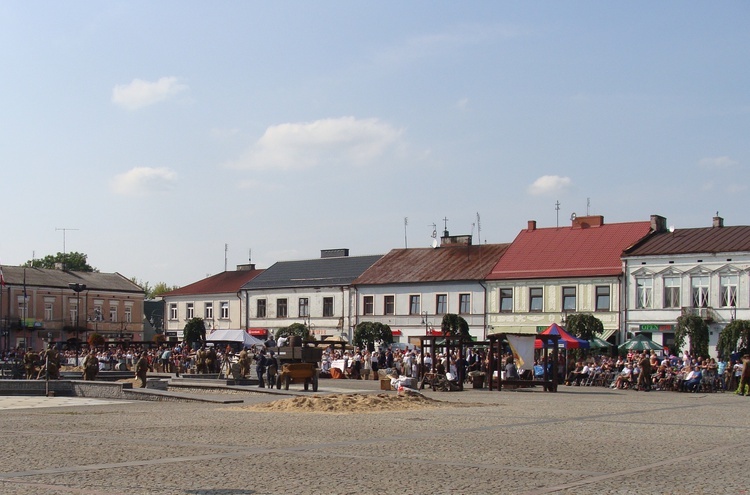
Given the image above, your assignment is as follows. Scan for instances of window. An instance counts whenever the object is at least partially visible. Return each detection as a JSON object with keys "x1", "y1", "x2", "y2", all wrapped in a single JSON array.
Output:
[
  {"x1": 299, "y1": 298, "x2": 310, "y2": 317},
  {"x1": 436, "y1": 294, "x2": 447, "y2": 314},
  {"x1": 124, "y1": 307, "x2": 132, "y2": 323},
  {"x1": 529, "y1": 288, "x2": 543, "y2": 312},
  {"x1": 720, "y1": 274, "x2": 738, "y2": 308},
  {"x1": 110, "y1": 305, "x2": 118, "y2": 322},
  {"x1": 363, "y1": 296, "x2": 374, "y2": 315},
  {"x1": 220, "y1": 301, "x2": 229, "y2": 319},
  {"x1": 69, "y1": 304, "x2": 76, "y2": 325},
  {"x1": 169, "y1": 303, "x2": 177, "y2": 320},
  {"x1": 186, "y1": 303, "x2": 194, "y2": 320},
  {"x1": 691, "y1": 275, "x2": 709, "y2": 308},
  {"x1": 562, "y1": 286, "x2": 577, "y2": 311},
  {"x1": 499, "y1": 288, "x2": 513, "y2": 313},
  {"x1": 93, "y1": 304, "x2": 103, "y2": 321},
  {"x1": 384, "y1": 295, "x2": 395, "y2": 315},
  {"x1": 323, "y1": 297, "x2": 334, "y2": 317},
  {"x1": 409, "y1": 295, "x2": 421, "y2": 315},
  {"x1": 44, "y1": 302, "x2": 53, "y2": 321},
  {"x1": 663, "y1": 277, "x2": 680, "y2": 308},
  {"x1": 276, "y1": 299, "x2": 287, "y2": 318},
  {"x1": 459, "y1": 293, "x2": 471, "y2": 314},
  {"x1": 257, "y1": 299, "x2": 266, "y2": 318},
  {"x1": 205, "y1": 302, "x2": 213, "y2": 320},
  {"x1": 636, "y1": 278, "x2": 652, "y2": 309},
  {"x1": 595, "y1": 286, "x2": 610, "y2": 311}
]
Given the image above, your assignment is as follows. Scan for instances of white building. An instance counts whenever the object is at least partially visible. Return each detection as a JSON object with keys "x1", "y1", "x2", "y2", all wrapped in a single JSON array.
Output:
[{"x1": 622, "y1": 215, "x2": 750, "y2": 357}]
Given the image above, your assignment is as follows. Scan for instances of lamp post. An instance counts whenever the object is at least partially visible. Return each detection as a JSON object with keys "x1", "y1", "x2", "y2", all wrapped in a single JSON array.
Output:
[
  {"x1": 420, "y1": 311, "x2": 431, "y2": 334},
  {"x1": 68, "y1": 283, "x2": 86, "y2": 366}
]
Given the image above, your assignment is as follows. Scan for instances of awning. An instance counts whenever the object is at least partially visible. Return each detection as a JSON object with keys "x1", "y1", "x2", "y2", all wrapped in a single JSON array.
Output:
[
  {"x1": 391, "y1": 329, "x2": 402, "y2": 336},
  {"x1": 427, "y1": 329, "x2": 443, "y2": 336},
  {"x1": 248, "y1": 328, "x2": 268, "y2": 337},
  {"x1": 600, "y1": 329, "x2": 616, "y2": 341}
]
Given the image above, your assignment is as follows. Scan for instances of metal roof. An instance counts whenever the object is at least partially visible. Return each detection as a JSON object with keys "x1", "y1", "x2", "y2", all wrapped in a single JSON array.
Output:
[
  {"x1": 0, "y1": 265, "x2": 143, "y2": 293},
  {"x1": 487, "y1": 220, "x2": 652, "y2": 280},
  {"x1": 624, "y1": 225, "x2": 750, "y2": 257},
  {"x1": 353, "y1": 243, "x2": 510, "y2": 285},
  {"x1": 161, "y1": 269, "x2": 264, "y2": 297},
  {"x1": 242, "y1": 254, "x2": 383, "y2": 290}
]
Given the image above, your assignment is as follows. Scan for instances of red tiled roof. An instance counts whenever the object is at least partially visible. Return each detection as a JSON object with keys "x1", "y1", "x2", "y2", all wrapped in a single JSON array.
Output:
[
  {"x1": 624, "y1": 225, "x2": 750, "y2": 256},
  {"x1": 353, "y1": 243, "x2": 510, "y2": 285},
  {"x1": 162, "y1": 269, "x2": 264, "y2": 296},
  {"x1": 487, "y1": 219, "x2": 652, "y2": 280}
]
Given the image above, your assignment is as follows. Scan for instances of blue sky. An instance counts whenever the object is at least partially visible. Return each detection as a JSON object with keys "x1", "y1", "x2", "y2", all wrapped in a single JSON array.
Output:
[{"x1": 1, "y1": 2, "x2": 748, "y2": 287}]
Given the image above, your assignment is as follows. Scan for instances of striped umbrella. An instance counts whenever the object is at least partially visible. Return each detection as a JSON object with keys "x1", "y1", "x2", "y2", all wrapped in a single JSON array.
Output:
[{"x1": 618, "y1": 334, "x2": 663, "y2": 351}]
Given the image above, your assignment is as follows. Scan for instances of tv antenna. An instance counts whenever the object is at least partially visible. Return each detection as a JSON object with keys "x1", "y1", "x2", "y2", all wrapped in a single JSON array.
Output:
[
  {"x1": 555, "y1": 201, "x2": 561, "y2": 227},
  {"x1": 476, "y1": 212, "x2": 481, "y2": 244},
  {"x1": 55, "y1": 227, "x2": 79, "y2": 270}
]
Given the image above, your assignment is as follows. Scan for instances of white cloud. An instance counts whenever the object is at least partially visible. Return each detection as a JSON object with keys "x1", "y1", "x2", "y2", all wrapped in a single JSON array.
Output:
[
  {"x1": 699, "y1": 156, "x2": 739, "y2": 168},
  {"x1": 111, "y1": 167, "x2": 177, "y2": 196},
  {"x1": 112, "y1": 77, "x2": 187, "y2": 110},
  {"x1": 528, "y1": 175, "x2": 572, "y2": 196},
  {"x1": 226, "y1": 117, "x2": 404, "y2": 171}
]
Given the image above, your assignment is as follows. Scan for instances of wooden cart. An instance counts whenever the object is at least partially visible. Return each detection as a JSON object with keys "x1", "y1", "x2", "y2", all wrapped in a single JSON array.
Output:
[{"x1": 276, "y1": 362, "x2": 319, "y2": 391}]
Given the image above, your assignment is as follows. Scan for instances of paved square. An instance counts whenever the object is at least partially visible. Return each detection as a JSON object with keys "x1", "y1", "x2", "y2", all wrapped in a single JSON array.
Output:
[{"x1": 0, "y1": 384, "x2": 747, "y2": 494}]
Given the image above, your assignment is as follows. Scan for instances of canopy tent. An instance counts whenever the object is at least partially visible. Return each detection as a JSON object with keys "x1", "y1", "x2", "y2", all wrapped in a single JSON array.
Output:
[
  {"x1": 588, "y1": 336, "x2": 614, "y2": 349},
  {"x1": 534, "y1": 323, "x2": 590, "y2": 349},
  {"x1": 206, "y1": 329, "x2": 265, "y2": 348},
  {"x1": 618, "y1": 334, "x2": 663, "y2": 352}
]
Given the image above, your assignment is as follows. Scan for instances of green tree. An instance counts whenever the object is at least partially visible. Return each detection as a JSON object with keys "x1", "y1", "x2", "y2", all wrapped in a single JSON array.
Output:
[
  {"x1": 24, "y1": 252, "x2": 96, "y2": 272},
  {"x1": 717, "y1": 320, "x2": 750, "y2": 358},
  {"x1": 152, "y1": 282, "x2": 180, "y2": 298},
  {"x1": 675, "y1": 315, "x2": 709, "y2": 357},
  {"x1": 353, "y1": 321, "x2": 393, "y2": 351},
  {"x1": 564, "y1": 313, "x2": 604, "y2": 341},
  {"x1": 183, "y1": 317, "x2": 207, "y2": 349},
  {"x1": 441, "y1": 314, "x2": 471, "y2": 341},
  {"x1": 275, "y1": 323, "x2": 310, "y2": 340}
]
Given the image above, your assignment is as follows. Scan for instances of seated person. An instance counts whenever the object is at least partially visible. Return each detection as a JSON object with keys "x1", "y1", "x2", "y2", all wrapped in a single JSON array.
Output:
[
  {"x1": 613, "y1": 365, "x2": 633, "y2": 389},
  {"x1": 505, "y1": 357, "x2": 519, "y2": 380},
  {"x1": 682, "y1": 366, "x2": 703, "y2": 392},
  {"x1": 575, "y1": 363, "x2": 591, "y2": 386},
  {"x1": 565, "y1": 363, "x2": 583, "y2": 385}
]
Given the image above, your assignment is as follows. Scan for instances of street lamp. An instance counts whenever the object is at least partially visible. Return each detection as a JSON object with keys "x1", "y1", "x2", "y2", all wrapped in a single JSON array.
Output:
[
  {"x1": 420, "y1": 311, "x2": 431, "y2": 334},
  {"x1": 68, "y1": 283, "x2": 86, "y2": 366}
]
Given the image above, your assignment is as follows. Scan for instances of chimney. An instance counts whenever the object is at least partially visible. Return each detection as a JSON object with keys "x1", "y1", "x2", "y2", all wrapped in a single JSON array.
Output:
[
  {"x1": 321, "y1": 248, "x2": 349, "y2": 259},
  {"x1": 713, "y1": 215, "x2": 724, "y2": 228},
  {"x1": 527, "y1": 220, "x2": 537, "y2": 231},
  {"x1": 650, "y1": 215, "x2": 668, "y2": 233},
  {"x1": 236, "y1": 263, "x2": 256, "y2": 271},
  {"x1": 440, "y1": 233, "x2": 472, "y2": 246},
  {"x1": 571, "y1": 215, "x2": 604, "y2": 229}
]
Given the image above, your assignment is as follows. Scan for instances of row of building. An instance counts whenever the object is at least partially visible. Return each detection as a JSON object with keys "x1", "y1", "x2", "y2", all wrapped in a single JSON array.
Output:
[{"x1": 2, "y1": 213, "x2": 748, "y2": 356}]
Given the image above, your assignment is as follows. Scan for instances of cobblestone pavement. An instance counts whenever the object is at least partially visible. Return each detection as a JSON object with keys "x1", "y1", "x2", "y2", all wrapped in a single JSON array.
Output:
[{"x1": 0, "y1": 381, "x2": 748, "y2": 495}]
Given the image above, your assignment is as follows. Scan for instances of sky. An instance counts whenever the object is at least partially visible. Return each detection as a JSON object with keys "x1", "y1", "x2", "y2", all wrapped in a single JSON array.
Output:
[{"x1": 1, "y1": 2, "x2": 748, "y2": 287}]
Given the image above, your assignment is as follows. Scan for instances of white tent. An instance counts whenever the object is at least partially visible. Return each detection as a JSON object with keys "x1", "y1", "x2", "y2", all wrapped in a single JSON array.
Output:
[{"x1": 206, "y1": 329, "x2": 265, "y2": 348}]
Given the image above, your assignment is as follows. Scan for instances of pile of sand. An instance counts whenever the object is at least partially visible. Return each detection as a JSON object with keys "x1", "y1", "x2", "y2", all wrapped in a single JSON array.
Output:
[{"x1": 236, "y1": 393, "x2": 473, "y2": 414}]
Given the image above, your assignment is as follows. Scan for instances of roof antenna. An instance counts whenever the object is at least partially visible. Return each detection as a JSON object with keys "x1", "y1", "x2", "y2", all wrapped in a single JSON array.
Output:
[
  {"x1": 555, "y1": 201, "x2": 561, "y2": 228},
  {"x1": 586, "y1": 198, "x2": 591, "y2": 216},
  {"x1": 224, "y1": 243, "x2": 228, "y2": 272}
]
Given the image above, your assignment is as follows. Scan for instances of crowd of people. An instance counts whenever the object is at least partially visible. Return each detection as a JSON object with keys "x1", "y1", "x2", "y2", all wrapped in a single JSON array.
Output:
[
  {"x1": 2, "y1": 342, "x2": 748, "y2": 396},
  {"x1": 563, "y1": 349, "x2": 750, "y2": 394}
]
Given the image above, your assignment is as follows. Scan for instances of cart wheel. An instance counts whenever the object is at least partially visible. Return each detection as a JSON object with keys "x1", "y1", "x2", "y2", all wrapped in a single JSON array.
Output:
[
  {"x1": 312, "y1": 374, "x2": 319, "y2": 392},
  {"x1": 284, "y1": 375, "x2": 291, "y2": 390},
  {"x1": 276, "y1": 375, "x2": 282, "y2": 390}
]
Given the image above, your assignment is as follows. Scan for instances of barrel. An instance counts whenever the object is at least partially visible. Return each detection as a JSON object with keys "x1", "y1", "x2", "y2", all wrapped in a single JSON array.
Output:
[{"x1": 288, "y1": 335, "x2": 302, "y2": 347}]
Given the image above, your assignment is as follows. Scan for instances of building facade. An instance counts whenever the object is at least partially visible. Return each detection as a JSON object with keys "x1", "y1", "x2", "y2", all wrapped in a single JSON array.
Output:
[
  {"x1": 622, "y1": 215, "x2": 750, "y2": 357},
  {"x1": 0, "y1": 265, "x2": 145, "y2": 351},
  {"x1": 352, "y1": 234, "x2": 509, "y2": 345},
  {"x1": 242, "y1": 250, "x2": 382, "y2": 340},
  {"x1": 161, "y1": 264, "x2": 263, "y2": 342},
  {"x1": 485, "y1": 215, "x2": 655, "y2": 340}
]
